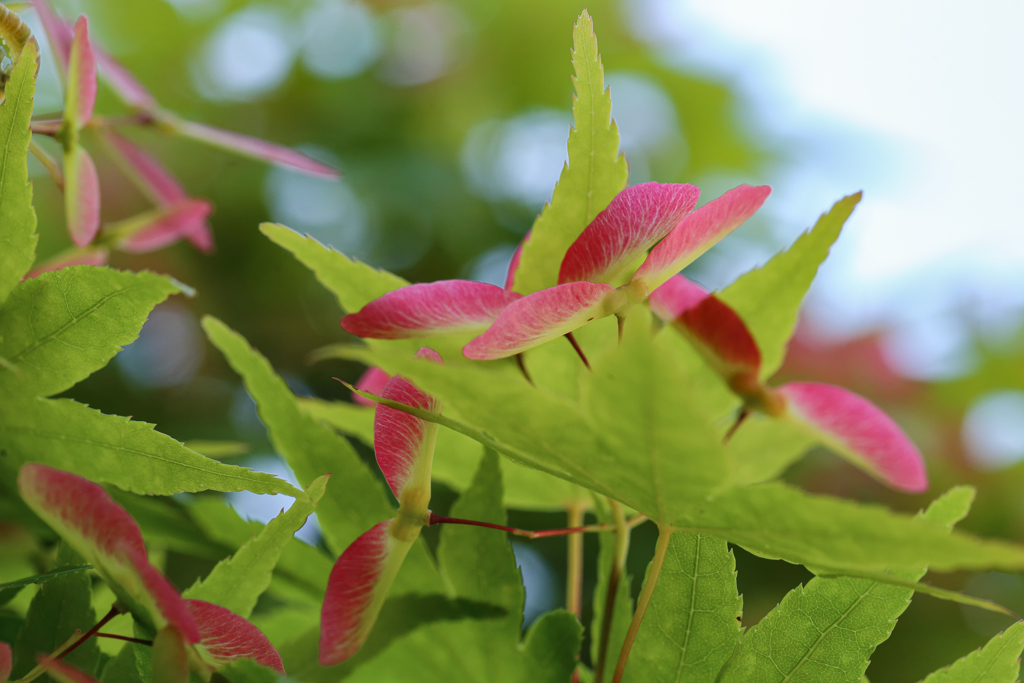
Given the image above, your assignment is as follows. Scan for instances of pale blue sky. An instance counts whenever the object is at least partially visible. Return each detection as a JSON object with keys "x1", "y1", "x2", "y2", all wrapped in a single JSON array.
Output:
[{"x1": 628, "y1": 0, "x2": 1024, "y2": 377}]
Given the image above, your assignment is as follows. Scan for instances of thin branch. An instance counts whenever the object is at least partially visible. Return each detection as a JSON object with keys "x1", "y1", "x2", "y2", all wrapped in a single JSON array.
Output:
[
  {"x1": 566, "y1": 503, "x2": 586, "y2": 617},
  {"x1": 626, "y1": 514, "x2": 649, "y2": 530},
  {"x1": 612, "y1": 524, "x2": 673, "y2": 683},
  {"x1": 59, "y1": 605, "x2": 120, "y2": 659},
  {"x1": 29, "y1": 120, "x2": 62, "y2": 136},
  {"x1": 428, "y1": 512, "x2": 614, "y2": 540},
  {"x1": 88, "y1": 113, "x2": 155, "y2": 128},
  {"x1": 12, "y1": 632, "x2": 80, "y2": 683},
  {"x1": 565, "y1": 332, "x2": 591, "y2": 370},
  {"x1": 595, "y1": 499, "x2": 630, "y2": 683},
  {"x1": 723, "y1": 408, "x2": 749, "y2": 444},
  {"x1": 515, "y1": 353, "x2": 534, "y2": 385},
  {"x1": 29, "y1": 140, "x2": 63, "y2": 189}
]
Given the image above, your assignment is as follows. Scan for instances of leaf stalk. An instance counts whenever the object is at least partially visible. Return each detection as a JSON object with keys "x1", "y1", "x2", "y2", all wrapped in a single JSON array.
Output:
[
  {"x1": 595, "y1": 499, "x2": 630, "y2": 683},
  {"x1": 611, "y1": 524, "x2": 673, "y2": 683},
  {"x1": 58, "y1": 604, "x2": 120, "y2": 659},
  {"x1": 428, "y1": 512, "x2": 614, "y2": 540},
  {"x1": 566, "y1": 503, "x2": 586, "y2": 618}
]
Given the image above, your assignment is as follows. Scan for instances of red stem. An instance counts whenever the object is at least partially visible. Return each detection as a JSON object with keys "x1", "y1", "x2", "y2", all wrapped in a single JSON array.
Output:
[
  {"x1": 565, "y1": 332, "x2": 591, "y2": 370},
  {"x1": 428, "y1": 513, "x2": 611, "y2": 540},
  {"x1": 59, "y1": 606, "x2": 120, "y2": 659},
  {"x1": 723, "y1": 408, "x2": 750, "y2": 444},
  {"x1": 29, "y1": 120, "x2": 63, "y2": 136},
  {"x1": 515, "y1": 354, "x2": 534, "y2": 385}
]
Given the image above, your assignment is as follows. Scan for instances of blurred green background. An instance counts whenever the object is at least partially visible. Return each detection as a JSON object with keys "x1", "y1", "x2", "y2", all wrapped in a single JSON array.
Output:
[{"x1": 15, "y1": 0, "x2": 1024, "y2": 679}]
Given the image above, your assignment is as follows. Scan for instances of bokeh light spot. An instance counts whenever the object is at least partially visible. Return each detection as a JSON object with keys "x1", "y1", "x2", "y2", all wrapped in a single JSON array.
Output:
[
  {"x1": 264, "y1": 154, "x2": 377, "y2": 260},
  {"x1": 510, "y1": 542, "x2": 557, "y2": 627},
  {"x1": 378, "y1": 3, "x2": 467, "y2": 86},
  {"x1": 300, "y1": 0, "x2": 381, "y2": 80},
  {"x1": 963, "y1": 390, "x2": 1024, "y2": 471},
  {"x1": 194, "y1": 6, "x2": 297, "y2": 102},
  {"x1": 160, "y1": 0, "x2": 228, "y2": 21},
  {"x1": 227, "y1": 455, "x2": 322, "y2": 545},
  {"x1": 117, "y1": 303, "x2": 204, "y2": 389},
  {"x1": 467, "y1": 243, "x2": 518, "y2": 287},
  {"x1": 462, "y1": 109, "x2": 570, "y2": 209},
  {"x1": 607, "y1": 71, "x2": 687, "y2": 183}
]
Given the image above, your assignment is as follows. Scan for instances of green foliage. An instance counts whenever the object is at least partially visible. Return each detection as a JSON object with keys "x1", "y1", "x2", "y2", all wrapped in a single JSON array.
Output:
[
  {"x1": 670, "y1": 482, "x2": 1024, "y2": 573},
  {"x1": 342, "y1": 343, "x2": 1024, "y2": 576},
  {"x1": 653, "y1": 326, "x2": 739, "y2": 427},
  {"x1": 300, "y1": 396, "x2": 590, "y2": 510},
  {"x1": 297, "y1": 398, "x2": 375, "y2": 446},
  {"x1": 338, "y1": 610, "x2": 581, "y2": 683},
  {"x1": 150, "y1": 626, "x2": 188, "y2": 683},
  {"x1": 343, "y1": 452, "x2": 581, "y2": 683},
  {"x1": 342, "y1": 344, "x2": 608, "y2": 486},
  {"x1": 519, "y1": 612, "x2": 586, "y2": 683},
  {"x1": 719, "y1": 193, "x2": 861, "y2": 379},
  {"x1": 7, "y1": 8, "x2": 1024, "y2": 683},
  {"x1": 0, "y1": 41, "x2": 38, "y2": 307},
  {"x1": 718, "y1": 487, "x2": 973, "y2": 682},
  {"x1": 259, "y1": 224, "x2": 406, "y2": 315},
  {"x1": 582, "y1": 307, "x2": 730, "y2": 513},
  {"x1": 341, "y1": 330, "x2": 732, "y2": 520},
  {"x1": 0, "y1": 396, "x2": 296, "y2": 496},
  {"x1": 0, "y1": 565, "x2": 91, "y2": 608},
  {"x1": 0, "y1": 268, "x2": 181, "y2": 398},
  {"x1": 11, "y1": 544, "x2": 98, "y2": 682},
  {"x1": 201, "y1": 316, "x2": 440, "y2": 594},
  {"x1": 275, "y1": 595, "x2": 506, "y2": 683},
  {"x1": 511, "y1": 9, "x2": 628, "y2": 295},
  {"x1": 589, "y1": 499, "x2": 632, "y2": 681},
  {"x1": 101, "y1": 642, "x2": 142, "y2": 683},
  {"x1": 202, "y1": 316, "x2": 392, "y2": 553},
  {"x1": 624, "y1": 532, "x2": 741, "y2": 683},
  {"x1": 437, "y1": 450, "x2": 524, "y2": 613},
  {"x1": 184, "y1": 498, "x2": 332, "y2": 606},
  {"x1": 921, "y1": 621, "x2": 1024, "y2": 683},
  {"x1": 0, "y1": 39, "x2": 298, "y2": 510},
  {"x1": 183, "y1": 476, "x2": 327, "y2": 618},
  {"x1": 182, "y1": 441, "x2": 250, "y2": 460},
  {"x1": 726, "y1": 415, "x2": 815, "y2": 486}
]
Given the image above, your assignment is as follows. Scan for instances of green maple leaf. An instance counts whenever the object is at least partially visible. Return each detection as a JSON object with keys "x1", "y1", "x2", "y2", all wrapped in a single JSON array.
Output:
[
  {"x1": 183, "y1": 475, "x2": 328, "y2": 618},
  {"x1": 11, "y1": 544, "x2": 98, "y2": 682},
  {"x1": 299, "y1": 396, "x2": 590, "y2": 511},
  {"x1": 0, "y1": 267, "x2": 181, "y2": 398},
  {"x1": 202, "y1": 316, "x2": 440, "y2": 594},
  {"x1": 342, "y1": 451, "x2": 582, "y2": 683},
  {"x1": 511, "y1": 9, "x2": 628, "y2": 294},
  {"x1": 623, "y1": 531, "x2": 741, "y2": 683},
  {"x1": 0, "y1": 565, "x2": 91, "y2": 608},
  {"x1": 437, "y1": 450, "x2": 525, "y2": 615},
  {"x1": 260, "y1": 223, "x2": 407, "y2": 314},
  {"x1": 340, "y1": 340, "x2": 1024, "y2": 575},
  {"x1": 717, "y1": 486, "x2": 973, "y2": 682},
  {"x1": 920, "y1": 620, "x2": 1024, "y2": 683},
  {"x1": 719, "y1": 193, "x2": 861, "y2": 380},
  {"x1": 184, "y1": 497, "x2": 332, "y2": 605},
  {"x1": 0, "y1": 396, "x2": 296, "y2": 496},
  {"x1": 581, "y1": 307, "x2": 730, "y2": 514},
  {"x1": 0, "y1": 41, "x2": 38, "y2": 307}
]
